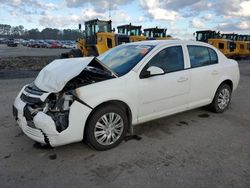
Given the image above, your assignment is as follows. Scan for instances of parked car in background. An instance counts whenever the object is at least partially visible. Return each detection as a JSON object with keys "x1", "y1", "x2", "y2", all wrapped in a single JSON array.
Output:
[
  {"x1": 13, "y1": 40, "x2": 240, "y2": 150},
  {"x1": 62, "y1": 41, "x2": 76, "y2": 49},
  {"x1": 7, "y1": 39, "x2": 18, "y2": 47},
  {"x1": 0, "y1": 37, "x2": 8, "y2": 44},
  {"x1": 20, "y1": 39, "x2": 29, "y2": 46},
  {"x1": 50, "y1": 42, "x2": 62, "y2": 48},
  {"x1": 28, "y1": 41, "x2": 40, "y2": 48}
]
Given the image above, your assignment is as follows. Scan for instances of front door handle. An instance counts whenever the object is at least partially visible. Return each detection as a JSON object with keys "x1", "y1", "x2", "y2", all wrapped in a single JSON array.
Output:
[{"x1": 177, "y1": 77, "x2": 188, "y2": 83}]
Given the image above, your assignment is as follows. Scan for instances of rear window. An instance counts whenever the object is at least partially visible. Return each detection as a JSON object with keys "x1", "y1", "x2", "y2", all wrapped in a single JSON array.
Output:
[{"x1": 187, "y1": 45, "x2": 218, "y2": 68}]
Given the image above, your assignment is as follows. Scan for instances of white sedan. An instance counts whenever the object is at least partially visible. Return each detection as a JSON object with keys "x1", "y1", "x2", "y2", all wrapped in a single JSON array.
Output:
[{"x1": 13, "y1": 40, "x2": 240, "y2": 150}]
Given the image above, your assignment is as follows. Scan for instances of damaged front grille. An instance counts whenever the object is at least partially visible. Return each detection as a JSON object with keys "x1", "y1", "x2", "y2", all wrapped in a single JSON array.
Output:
[{"x1": 45, "y1": 93, "x2": 73, "y2": 132}]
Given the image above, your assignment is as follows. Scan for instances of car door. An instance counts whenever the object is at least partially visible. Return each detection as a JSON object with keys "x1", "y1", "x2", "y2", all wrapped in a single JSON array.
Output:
[
  {"x1": 186, "y1": 45, "x2": 221, "y2": 108},
  {"x1": 137, "y1": 45, "x2": 191, "y2": 123}
]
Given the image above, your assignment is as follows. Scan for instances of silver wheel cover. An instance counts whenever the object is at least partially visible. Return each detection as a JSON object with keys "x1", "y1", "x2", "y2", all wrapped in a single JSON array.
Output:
[
  {"x1": 94, "y1": 112, "x2": 124, "y2": 146},
  {"x1": 218, "y1": 88, "x2": 230, "y2": 110}
]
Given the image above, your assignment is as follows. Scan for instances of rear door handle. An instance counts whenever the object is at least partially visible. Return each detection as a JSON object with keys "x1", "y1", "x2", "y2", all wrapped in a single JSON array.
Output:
[
  {"x1": 177, "y1": 77, "x2": 188, "y2": 83},
  {"x1": 211, "y1": 70, "x2": 219, "y2": 75}
]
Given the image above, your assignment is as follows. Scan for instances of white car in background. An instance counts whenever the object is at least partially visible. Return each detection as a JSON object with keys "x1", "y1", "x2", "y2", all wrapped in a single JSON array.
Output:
[{"x1": 13, "y1": 40, "x2": 240, "y2": 150}]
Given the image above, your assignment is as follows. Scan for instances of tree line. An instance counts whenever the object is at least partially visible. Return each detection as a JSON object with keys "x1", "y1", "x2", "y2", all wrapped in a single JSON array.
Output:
[{"x1": 0, "y1": 24, "x2": 84, "y2": 40}]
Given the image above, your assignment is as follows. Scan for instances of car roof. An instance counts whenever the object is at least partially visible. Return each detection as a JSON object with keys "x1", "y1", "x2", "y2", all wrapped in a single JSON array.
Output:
[{"x1": 125, "y1": 39, "x2": 215, "y2": 48}]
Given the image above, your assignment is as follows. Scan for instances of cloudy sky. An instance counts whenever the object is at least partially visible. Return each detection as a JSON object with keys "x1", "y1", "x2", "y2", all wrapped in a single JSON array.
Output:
[{"x1": 0, "y1": 0, "x2": 250, "y2": 39}]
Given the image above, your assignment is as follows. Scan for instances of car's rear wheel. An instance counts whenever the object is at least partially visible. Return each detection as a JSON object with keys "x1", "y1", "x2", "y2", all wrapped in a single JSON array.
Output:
[
  {"x1": 210, "y1": 84, "x2": 232, "y2": 113},
  {"x1": 85, "y1": 105, "x2": 128, "y2": 150}
]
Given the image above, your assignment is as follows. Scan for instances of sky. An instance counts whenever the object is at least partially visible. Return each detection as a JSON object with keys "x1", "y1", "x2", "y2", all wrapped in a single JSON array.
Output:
[{"x1": 0, "y1": 0, "x2": 250, "y2": 39}]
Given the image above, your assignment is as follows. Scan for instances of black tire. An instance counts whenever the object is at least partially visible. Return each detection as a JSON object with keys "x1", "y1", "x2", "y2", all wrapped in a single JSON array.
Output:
[
  {"x1": 60, "y1": 52, "x2": 69, "y2": 59},
  {"x1": 85, "y1": 105, "x2": 128, "y2": 150},
  {"x1": 210, "y1": 84, "x2": 232, "y2": 113},
  {"x1": 68, "y1": 49, "x2": 83, "y2": 58},
  {"x1": 88, "y1": 46, "x2": 98, "y2": 57}
]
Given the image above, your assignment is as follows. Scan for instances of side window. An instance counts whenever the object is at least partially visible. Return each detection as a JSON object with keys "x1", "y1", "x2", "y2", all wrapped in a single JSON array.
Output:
[
  {"x1": 208, "y1": 48, "x2": 218, "y2": 64},
  {"x1": 147, "y1": 46, "x2": 184, "y2": 73},
  {"x1": 187, "y1": 46, "x2": 210, "y2": 68},
  {"x1": 107, "y1": 38, "x2": 112, "y2": 48},
  {"x1": 187, "y1": 45, "x2": 218, "y2": 68},
  {"x1": 219, "y1": 43, "x2": 224, "y2": 49}
]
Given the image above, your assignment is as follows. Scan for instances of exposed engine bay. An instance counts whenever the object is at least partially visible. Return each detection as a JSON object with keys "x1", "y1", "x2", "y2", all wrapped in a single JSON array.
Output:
[{"x1": 21, "y1": 58, "x2": 115, "y2": 133}]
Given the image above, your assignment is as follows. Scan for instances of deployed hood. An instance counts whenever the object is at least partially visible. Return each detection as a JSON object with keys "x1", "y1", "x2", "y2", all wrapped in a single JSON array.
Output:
[{"x1": 34, "y1": 57, "x2": 94, "y2": 93}]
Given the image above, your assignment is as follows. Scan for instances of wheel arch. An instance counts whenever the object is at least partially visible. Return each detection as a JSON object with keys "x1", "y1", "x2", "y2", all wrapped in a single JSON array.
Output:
[
  {"x1": 218, "y1": 79, "x2": 233, "y2": 91},
  {"x1": 84, "y1": 100, "x2": 133, "y2": 138},
  {"x1": 212, "y1": 79, "x2": 233, "y2": 100}
]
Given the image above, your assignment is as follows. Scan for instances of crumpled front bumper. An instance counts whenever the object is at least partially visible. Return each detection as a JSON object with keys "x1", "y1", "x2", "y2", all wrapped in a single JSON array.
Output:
[
  {"x1": 13, "y1": 96, "x2": 47, "y2": 144},
  {"x1": 13, "y1": 96, "x2": 57, "y2": 145},
  {"x1": 13, "y1": 87, "x2": 92, "y2": 147}
]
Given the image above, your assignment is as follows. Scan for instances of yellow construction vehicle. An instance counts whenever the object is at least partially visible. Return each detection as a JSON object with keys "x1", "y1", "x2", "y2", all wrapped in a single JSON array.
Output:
[
  {"x1": 195, "y1": 30, "x2": 237, "y2": 58},
  {"x1": 143, "y1": 27, "x2": 172, "y2": 40},
  {"x1": 62, "y1": 19, "x2": 130, "y2": 58},
  {"x1": 237, "y1": 34, "x2": 250, "y2": 41},
  {"x1": 221, "y1": 33, "x2": 250, "y2": 58},
  {"x1": 117, "y1": 23, "x2": 146, "y2": 42},
  {"x1": 234, "y1": 41, "x2": 250, "y2": 58},
  {"x1": 208, "y1": 38, "x2": 237, "y2": 58}
]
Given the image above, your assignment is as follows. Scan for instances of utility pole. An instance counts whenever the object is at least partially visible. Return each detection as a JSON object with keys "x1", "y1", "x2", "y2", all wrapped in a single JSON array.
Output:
[{"x1": 109, "y1": 1, "x2": 111, "y2": 20}]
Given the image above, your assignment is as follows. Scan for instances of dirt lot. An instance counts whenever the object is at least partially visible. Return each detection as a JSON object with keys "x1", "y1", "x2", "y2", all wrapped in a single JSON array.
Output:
[
  {"x1": 0, "y1": 44, "x2": 69, "y2": 57},
  {"x1": 0, "y1": 60, "x2": 249, "y2": 188},
  {"x1": 0, "y1": 44, "x2": 70, "y2": 71}
]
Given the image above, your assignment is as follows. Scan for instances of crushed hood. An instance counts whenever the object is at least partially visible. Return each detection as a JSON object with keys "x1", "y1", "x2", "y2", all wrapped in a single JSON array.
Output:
[{"x1": 34, "y1": 57, "x2": 95, "y2": 93}]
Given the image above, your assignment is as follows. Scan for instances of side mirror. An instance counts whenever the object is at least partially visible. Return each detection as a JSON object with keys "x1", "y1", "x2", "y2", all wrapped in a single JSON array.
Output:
[{"x1": 140, "y1": 66, "x2": 164, "y2": 78}]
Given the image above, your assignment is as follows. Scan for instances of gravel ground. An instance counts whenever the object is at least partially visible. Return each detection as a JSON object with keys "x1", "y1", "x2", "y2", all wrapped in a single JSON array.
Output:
[{"x1": 0, "y1": 60, "x2": 249, "y2": 188}]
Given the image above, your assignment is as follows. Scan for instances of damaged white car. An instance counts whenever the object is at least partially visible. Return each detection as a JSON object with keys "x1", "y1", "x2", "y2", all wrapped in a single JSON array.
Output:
[{"x1": 13, "y1": 40, "x2": 240, "y2": 150}]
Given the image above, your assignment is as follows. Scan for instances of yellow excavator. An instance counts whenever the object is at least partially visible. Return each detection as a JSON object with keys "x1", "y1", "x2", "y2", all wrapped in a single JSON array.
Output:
[
  {"x1": 195, "y1": 30, "x2": 237, "y2": 58},
  {"x1": 143, "y1": 27, "x2": 172, "y2": 40},
  {"x1": 62, "y1": 19, "x2": 130, "y2": 58},
  {"x1": 117, "y1": 23, "x2": 146, "y2": 42}
]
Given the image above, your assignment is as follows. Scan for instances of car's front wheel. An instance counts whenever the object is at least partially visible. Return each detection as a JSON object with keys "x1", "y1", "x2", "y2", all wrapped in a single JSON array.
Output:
[
  {"x1": 85, "y1": 105, "x2": 128, "y2": 150},
  {"x1": 210, "y1": 83, "x2": 232, "y2": 113}
]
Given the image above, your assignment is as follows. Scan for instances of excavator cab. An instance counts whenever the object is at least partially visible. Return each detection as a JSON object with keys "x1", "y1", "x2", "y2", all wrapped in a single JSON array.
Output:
[
  {"x1": 221, "y1": 33, "x2": 238, "y2": 41},
  {"x1": 195, "y1": 30, "x2": 220, "y2": 42},
  {"x1": 144, "y1": 27, "x2": 170, "y2": 40},
  {"x1": 75, "y1": 19, "x2": 129, "y2": 57},
  {"x1": 84, "y1": 19, "x2": 112, "y2": 45},
  {"x1": 82, "y1": 19, "x2": 117, "y2": 56},
  {"x1": 117, "y1": 24, "x2": 146, "y2": 42}
]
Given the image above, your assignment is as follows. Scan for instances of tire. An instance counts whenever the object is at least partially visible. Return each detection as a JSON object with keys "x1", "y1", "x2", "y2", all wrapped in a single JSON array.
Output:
[
  {"x1": 60, "y1": 52, "x2": 69, "y2": 59},
  {"x1": 68, "y1": 49, "x2": 83, "y2": 58},
  {"x1": 85, "y1": 105, "x2": 128, "y2": 150},
  {"x1": 88, "y1": 46, "x2": 98, "y2": 56},
  {"x1": 210, "y1": 84, "x2": 232, "y2": 113}
]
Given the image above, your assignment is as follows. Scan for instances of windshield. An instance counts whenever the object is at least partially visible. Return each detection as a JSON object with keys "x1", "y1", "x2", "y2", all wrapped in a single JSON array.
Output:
[{"x1": 97, "y1": 44, "x2": 155, "y2": 76}]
